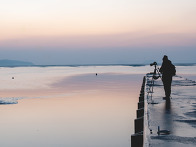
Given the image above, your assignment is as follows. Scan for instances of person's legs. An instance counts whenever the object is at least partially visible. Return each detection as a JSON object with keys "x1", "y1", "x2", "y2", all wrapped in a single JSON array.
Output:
[
  {"x1": 162, "y1": 76, "x2": 172, "y2": 99},
  {"x1": 163, "y1": 81, "x2": 167, "y2": 97},
  {"x1": 167, "y1": 79, "x2": 172, "y2": 98}
]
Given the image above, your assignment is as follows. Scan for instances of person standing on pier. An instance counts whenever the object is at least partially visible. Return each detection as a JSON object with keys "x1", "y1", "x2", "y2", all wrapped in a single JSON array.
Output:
[{"x1": 159, "y1": 55, "x2": 176, "y2": 100}]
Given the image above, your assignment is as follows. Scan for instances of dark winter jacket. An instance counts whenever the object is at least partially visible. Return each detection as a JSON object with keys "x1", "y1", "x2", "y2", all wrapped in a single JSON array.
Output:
[{"x1": 159, "y1": 60, "x2": 176, "y2": 77}]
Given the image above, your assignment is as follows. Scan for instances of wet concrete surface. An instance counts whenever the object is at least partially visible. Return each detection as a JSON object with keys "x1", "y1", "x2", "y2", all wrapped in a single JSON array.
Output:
[{"x1": 144, "y1": 75, "x2": 196, "y2": 147}]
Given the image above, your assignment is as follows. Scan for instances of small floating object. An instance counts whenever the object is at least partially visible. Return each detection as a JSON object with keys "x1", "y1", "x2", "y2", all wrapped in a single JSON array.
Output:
[
  {"x1": 12, "y1": 77, "x2": 14, "y2": 79},
  {"x1": 96, "y1": 73, "x2": 97, "y2": 76},
  {"x1": 157, "y1": 126, "x2": 170, "y2": 135}
]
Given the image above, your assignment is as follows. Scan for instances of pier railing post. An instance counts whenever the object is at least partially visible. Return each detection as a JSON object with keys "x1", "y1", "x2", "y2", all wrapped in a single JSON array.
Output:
[{"x1": 131, "y1": 76, "x2": 146, "y2": 147}]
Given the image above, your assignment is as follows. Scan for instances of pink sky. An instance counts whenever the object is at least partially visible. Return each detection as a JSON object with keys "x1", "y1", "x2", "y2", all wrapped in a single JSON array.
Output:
[{"x1": 0, "y1": 0, "x2": 196, "y2": 64}]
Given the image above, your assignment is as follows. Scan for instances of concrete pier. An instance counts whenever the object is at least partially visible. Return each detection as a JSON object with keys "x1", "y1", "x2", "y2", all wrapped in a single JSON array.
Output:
[{"x1": 143, "y1": 74, "x2": 196, "y2": 147}]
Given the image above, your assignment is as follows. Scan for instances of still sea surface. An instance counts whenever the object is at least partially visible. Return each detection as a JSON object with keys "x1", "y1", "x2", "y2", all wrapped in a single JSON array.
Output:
[{"x1": 0, "y1": 65, "x2": 195, "y2": 147}]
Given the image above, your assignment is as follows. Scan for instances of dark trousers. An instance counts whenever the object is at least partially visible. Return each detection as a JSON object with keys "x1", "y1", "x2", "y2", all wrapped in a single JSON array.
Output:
[{"x1": 162, "y1": 76, "x2": 172, "y2": 98}]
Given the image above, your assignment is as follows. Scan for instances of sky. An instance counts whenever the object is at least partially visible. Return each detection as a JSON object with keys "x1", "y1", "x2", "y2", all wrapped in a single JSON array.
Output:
[{"x1": 0, "y1": 0, "x2": 196, "y2": 65}]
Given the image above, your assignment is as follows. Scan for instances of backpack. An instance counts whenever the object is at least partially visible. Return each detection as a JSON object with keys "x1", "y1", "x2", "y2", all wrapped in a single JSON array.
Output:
[{"x1": 170, "y1": 64, "x2": 176, "y2": 76}]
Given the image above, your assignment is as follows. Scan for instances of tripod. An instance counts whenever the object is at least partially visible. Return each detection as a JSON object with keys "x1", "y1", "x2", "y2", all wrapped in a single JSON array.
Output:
[
  {"x1": 149, "y1": 63, "x2": 162, "y2": 94},
  {"x1": 152, "y1": 64, "x2": 161, "y2": 80}
]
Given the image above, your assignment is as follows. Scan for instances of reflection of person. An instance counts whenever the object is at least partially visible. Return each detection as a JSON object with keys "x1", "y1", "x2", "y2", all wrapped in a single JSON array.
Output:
[{"x1": 159, "y1": 55, "x2": 176, "y2": 100}]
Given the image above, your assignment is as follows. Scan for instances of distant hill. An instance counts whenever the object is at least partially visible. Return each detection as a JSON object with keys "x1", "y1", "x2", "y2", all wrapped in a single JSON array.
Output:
[{"x1": 0, "y1": 59, "x2": 34, "y2": 67}]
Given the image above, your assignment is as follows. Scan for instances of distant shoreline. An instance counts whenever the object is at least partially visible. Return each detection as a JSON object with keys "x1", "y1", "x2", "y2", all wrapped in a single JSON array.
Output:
[{"x1": 0, "y1": 63, "x2": 196, "y2": 68}]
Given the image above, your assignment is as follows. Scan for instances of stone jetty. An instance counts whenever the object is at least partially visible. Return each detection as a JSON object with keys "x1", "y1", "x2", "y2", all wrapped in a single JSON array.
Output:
[{"x1": 132, "y1": 74, "x2": 196, "y2": 147}]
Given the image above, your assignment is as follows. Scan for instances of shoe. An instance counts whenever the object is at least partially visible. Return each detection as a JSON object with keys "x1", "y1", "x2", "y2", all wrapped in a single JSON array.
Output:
[
  {"x1": 163, "y1": 96, "x2": 170, "y2": 100},
  {"x1": 163, "y1": 97, "x2": 167, "y2": 100}
]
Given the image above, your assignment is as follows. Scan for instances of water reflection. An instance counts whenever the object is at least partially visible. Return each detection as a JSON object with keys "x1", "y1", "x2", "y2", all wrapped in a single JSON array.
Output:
[
  {"x1": 163, "y1": 99, "x2": 174, "y2": 135},
  {"x1": 52, "y1": 73, "x2": 142, "y2": 92},
  {"x1": 165, "y1": 99, "x2": 171, "y2": 110},
  {"x1": 0, "y1": 67, "x2": 143, "y2": 147}
]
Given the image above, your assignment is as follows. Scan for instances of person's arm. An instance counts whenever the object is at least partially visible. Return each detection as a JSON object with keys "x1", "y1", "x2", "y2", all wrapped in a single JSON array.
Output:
[{"x1": 159, "y1": 64, "x2": 163, "y2": 74}]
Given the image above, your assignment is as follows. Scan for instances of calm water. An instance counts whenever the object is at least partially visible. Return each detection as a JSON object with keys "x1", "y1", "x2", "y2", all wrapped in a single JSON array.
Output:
[{"x1": 0, "y1": 65, "x2": 195, "y2": 147}]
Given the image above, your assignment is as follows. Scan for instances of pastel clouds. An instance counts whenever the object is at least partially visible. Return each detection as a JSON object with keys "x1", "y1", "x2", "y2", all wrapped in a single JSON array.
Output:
[
  {"x1": 0, "y1": 33, "x2": 196, "y2": 50},
  {"x1": 0, "y1": 0, "x2": 196, "y2": 41}
]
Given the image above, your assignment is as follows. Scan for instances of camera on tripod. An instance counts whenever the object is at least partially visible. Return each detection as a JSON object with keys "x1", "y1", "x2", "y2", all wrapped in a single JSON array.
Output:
[
  {"x1": 150, "y1": 62, "x2": 157, "y2": 66},
  {"x1": 150, "y1": 61, "x2": 161, "y2": 80}
]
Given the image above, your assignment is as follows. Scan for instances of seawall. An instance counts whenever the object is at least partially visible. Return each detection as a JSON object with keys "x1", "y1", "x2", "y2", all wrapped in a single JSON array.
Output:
[{"x1": 131, "y1": 74, "x2": 196, "y2": 147}]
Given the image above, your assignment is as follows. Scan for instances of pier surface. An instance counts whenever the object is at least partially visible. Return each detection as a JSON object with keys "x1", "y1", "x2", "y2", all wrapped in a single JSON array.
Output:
[{"x1": 144, "y1": 75, "x2": 196, "y2": 147}]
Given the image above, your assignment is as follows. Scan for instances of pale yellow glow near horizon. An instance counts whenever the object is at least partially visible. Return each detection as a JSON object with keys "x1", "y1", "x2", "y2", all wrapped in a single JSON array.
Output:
[{"x1": 0, "y1": 0, "x2": 196, "y2": 41}]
